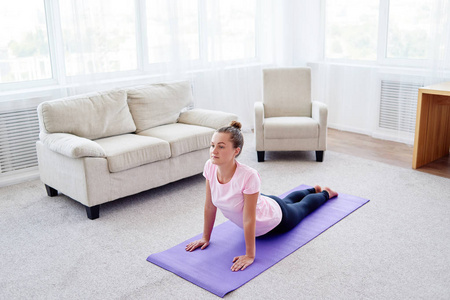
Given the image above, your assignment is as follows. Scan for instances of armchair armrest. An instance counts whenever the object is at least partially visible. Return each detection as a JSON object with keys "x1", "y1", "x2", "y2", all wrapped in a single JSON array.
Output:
[
  {"x1": 178, "y1": 108, "x2": 237, "y2": 129},
  {"x1": 312, "y1": 101, "x2": 328, "y2": 150},
  {"x1": 40, "y1": 132, "x2": 106, "y2": 158},
  {"x1": 254, "y1": 102, "x2": 265, "y2": 151},
  {"x1": 312, "y1": 101, "x2": 328, "y2": 127}
]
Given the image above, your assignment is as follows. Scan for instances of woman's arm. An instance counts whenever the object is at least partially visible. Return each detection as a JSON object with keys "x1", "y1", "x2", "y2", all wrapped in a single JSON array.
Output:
[
  {"x1": 186, "y1": 180, "x2": 217, "y2": 251},
  {"x1": 201, "y1": 180, "x2": 217, "y2": 243},
  {"x1": 231, "y1": 192, "x2": 258, "y2": 271}
]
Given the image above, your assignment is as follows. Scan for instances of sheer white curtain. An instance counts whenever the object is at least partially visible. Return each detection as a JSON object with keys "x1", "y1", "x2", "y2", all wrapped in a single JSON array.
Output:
[
  {"x1": 57, "y1": 1, "x2": 138, "y2": 84},
  {"x1": 427, "y1": 0, "x2": 450, "y2": 84},
  {"x1": 54, "y1": 0, "x2": 284, "y2": 131},
  {"x1": 190, "y1": 0, "x2": 281, "y2": 131}
]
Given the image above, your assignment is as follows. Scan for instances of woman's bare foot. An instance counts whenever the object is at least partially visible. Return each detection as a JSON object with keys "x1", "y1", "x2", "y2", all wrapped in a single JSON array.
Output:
[
  {"x1": 324, "y1": 187, "x2": 338, "y2": 199},
  {"x1": 314, "y1": 185, "x2": 322, "y2": 193}
]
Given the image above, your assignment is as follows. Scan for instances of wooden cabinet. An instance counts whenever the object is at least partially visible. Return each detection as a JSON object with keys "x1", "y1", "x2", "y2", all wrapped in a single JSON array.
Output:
[{"x1": 412, "y1": 82, "x2": 450, "y2": 169}]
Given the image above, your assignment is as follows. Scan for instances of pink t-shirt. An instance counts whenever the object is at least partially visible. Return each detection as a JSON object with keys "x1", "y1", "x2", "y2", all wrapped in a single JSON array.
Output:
[{"x1": 203, "y1": 159, "x2": 282, "y2": 236}]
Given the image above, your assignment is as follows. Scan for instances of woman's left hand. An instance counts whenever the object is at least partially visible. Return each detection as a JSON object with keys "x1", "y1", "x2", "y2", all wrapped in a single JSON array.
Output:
[{"x1": 231, "y1": 255, "x2": 254, "y2": 272}]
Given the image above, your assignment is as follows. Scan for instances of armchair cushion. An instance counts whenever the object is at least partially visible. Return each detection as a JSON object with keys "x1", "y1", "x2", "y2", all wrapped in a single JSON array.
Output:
[
  {"x1": 263, "y1": 68, "x2": 312, "y2": 118},
  {"x1": 126, "y1": 81, "x2": 193, "y2": 133},
  {"x1": 264, "y1": 117, "x2": 319, "y2": 139}
]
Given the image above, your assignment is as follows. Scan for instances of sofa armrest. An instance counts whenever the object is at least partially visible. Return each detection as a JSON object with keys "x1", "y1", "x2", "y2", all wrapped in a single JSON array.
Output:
[
  {"x1": 178, "y1": 108, "x2": 238, "y2": 129},
  {"x1": 254, "y1": 102, "x2": 265, "y2": 151},
  {"x1": 312, "y1": 101, "x2": 328, "y2": 150},
  {"x1": 40, "y1": 132, "x2": 106, "y2": 158}
]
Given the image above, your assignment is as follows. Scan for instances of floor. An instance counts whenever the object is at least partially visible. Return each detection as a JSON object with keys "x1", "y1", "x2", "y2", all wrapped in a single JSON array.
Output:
[{"x1": 327, "y1": 128, "x2": 450, "y2": 179}]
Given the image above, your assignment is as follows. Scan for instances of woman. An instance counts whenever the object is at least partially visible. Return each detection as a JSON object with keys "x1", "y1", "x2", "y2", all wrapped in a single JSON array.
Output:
[{"x1": 185, "y1": 121, "x2": 338, "y2": 272}]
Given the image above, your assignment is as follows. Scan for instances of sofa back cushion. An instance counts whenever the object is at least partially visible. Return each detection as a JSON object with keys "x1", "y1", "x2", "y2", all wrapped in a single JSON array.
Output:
[
  {"x1": 38, "y1": 90, "x2": 136, "y2": 140},
  {"x1": 126, "y1": 81, "x2": 193, "y2": 133}
]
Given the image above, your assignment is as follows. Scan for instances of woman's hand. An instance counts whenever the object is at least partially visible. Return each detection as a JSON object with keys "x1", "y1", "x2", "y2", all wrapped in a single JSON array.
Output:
[
  {"x1": 185, "y1": 238, "x2": 210, "y2": 252},
  {"x1": 231, "y1": 255, "x2": 254, "y2": 271}
]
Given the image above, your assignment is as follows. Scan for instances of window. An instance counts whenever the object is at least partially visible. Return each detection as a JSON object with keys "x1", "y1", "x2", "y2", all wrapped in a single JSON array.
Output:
[
  {"x1": 146, "y1": 0, "x2": 200, "y2": 64},
  {"x1": 324, "y1": 0, "x2": 379, "y2": 61},
  {"x1": 1, "y1": 0, "x2": 260, "y2": 89},
  {"x1": 59, "y1": 0, "x2": 137, "y2": 76},
  {"x1": 386, "y1": 0, "x2": 432, "y2": 60},
  {"x1": 0, "y1": 1, "x2": 52, "y2": 83},
  {"x1": 324, "y1": 0, "x2": 439, "y2": 65},
  {"x1": 207, "y1": 0, "x2": 257, "y2": 61}
]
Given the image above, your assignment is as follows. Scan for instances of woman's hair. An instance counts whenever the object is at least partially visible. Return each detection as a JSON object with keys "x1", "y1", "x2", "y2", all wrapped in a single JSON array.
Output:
[{"x1": 216, "y1": 121, "x2": 244, "y2": 157}]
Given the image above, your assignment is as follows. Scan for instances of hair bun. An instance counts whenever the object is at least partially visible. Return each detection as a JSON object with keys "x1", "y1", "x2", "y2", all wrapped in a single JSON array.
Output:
[{"x1": 229, "y1": 121, "x2": 242, "y2": 130}]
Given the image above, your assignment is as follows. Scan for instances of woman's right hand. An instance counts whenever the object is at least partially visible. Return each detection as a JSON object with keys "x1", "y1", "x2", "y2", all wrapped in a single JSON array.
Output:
[{"x1": 185, "y1": 238, "x2": 210, "y2": 252}]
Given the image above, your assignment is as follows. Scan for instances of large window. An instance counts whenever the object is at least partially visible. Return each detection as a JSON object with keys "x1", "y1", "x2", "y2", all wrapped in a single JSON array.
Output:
[
  {"x1": 324, "y1": 0, "x2": 437, "y2": 65},
  {"x1": 386, "y1": 0, "x2": 432, "y2": 60},
  {"x1": 0, "y1": 0, "x2": 259, "y2": 90},
  {"x1": 207, "y1": 0, "x2": 257, "y2": 61},
  {"x1": 59, "y1": 0, "x2": 138, "y2": 76},
  {"x1": 0, "y1": 1, "x2": 52, "y2": 83},
  {"x1": 325, "y1": 0, "x2": 379, "y2": 61},
  {"x1": 146, "y1": 0, "x2": 200, "y2": 64}
]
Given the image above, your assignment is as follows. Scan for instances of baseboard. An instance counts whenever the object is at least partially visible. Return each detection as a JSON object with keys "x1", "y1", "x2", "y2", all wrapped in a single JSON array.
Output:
[
  {"x1": 0, "y1": 168, "x2": 40, "y2": 188},
  {"x1": 327, "y1": 123, "x2": 372, "y2": 136},
  {"x1": 328, "y1": 124, "x2": 414, "y2": 145}
]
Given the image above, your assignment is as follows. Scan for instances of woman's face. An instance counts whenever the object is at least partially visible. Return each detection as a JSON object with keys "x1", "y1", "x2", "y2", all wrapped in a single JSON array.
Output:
[{"x1": 210, "y1": 132, "x2": 240, "y2": 166}]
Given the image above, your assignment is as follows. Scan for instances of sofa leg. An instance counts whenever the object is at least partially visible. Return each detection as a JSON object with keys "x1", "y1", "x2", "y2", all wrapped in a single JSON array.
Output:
[
  {"x1": 86, "y1": 205, "x2": 100, "y2": 220},
  {"x1": 257, "y1": 151, "x2": 265, "y2": 162},
  {"x1": 45, "y1": 184, "x2": 58, "y2": 197},
  {"x1": 316, "y1": 151, "x2": 324, "y2": 162}
]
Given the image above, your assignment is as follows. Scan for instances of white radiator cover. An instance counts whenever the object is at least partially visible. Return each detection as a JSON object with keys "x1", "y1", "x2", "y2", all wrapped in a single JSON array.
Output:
[
  {"x1": 379, "y1": 80, "x2": 423, "y2": 134},
  {"x1": 0, "y1": 108, "x2": 40, "y2": 174}
]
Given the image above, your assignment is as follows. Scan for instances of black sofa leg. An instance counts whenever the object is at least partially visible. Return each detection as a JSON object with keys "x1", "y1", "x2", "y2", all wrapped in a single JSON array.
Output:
[
  {"x1": 257, "y1": 151, "x2": 265, "y2": 162},
  {"x1": 45, "y1": 184, "x2": 58, "y2": 197},
  {"x1": 86, "y1": 205, "x2": 100, "y2": 220},
  {"x1": 316, "y1": 151, "x2": 324, "y2": 162}
]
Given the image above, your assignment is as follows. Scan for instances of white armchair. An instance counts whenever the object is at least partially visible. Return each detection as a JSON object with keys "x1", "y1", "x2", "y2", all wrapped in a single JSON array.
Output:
[{"x1": 254, "y1": 67, "x2": 328, "y2": 162}]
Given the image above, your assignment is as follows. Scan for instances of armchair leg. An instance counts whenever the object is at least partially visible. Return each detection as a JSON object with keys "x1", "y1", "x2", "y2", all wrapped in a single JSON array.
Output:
[
  {"x1": 257, "y1": 151, "x2": 265, "y2": 162},
  {"x1": 86, "y1": 205, "x2": 100, "y2": 220},
  {"x1": 316, "y1": 151, "x2": 324, "y2": 162},
  {"x1": 45, "y1": 184, "x2": 58, "y2": 197}
]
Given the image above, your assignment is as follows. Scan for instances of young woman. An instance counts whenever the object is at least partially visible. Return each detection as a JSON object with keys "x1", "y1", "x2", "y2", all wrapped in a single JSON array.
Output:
[{"x1": 185, "y1": 121, "x2": 338, "y2": 272}]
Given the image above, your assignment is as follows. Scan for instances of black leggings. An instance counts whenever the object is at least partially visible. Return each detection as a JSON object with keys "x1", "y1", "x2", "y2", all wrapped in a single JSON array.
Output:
[{"x1": 263, "y1": 188, "x2": 329, "y2": 235}]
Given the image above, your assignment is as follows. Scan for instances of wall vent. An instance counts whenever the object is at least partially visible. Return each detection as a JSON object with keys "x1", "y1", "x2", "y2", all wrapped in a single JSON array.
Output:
[
  {"x1": 379, "y1": 80, "x2": 423, "y2": 134},
  {"x1": 0, "y1": 108, "x2": 40, "y2": 174}
]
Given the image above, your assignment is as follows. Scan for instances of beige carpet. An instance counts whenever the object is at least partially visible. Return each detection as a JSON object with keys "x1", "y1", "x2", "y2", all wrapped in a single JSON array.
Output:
[{"x1": 1, "y1": 133, "x2": 449, "y2": 299}]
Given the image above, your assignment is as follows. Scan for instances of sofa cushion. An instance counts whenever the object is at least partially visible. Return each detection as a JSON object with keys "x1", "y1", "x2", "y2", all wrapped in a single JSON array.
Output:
[
  {"x1": 38, "y1": 90, "x2": 136, "y2": 140},
  {"x1": 94, "y1": 134, "x2": 170, "y2": 173},
  {"x1": 264, "y1": 117, "x2": 319, "y2": 139},
  {"x1": 126, "y1": 81, "x2": 193, "y2": 133},
  {"x1": 139, "y1": 123, "x2": 215, "y2": 157},
  {"x1": 178, "y1": 108, "x2": 238, "y2": 129}
]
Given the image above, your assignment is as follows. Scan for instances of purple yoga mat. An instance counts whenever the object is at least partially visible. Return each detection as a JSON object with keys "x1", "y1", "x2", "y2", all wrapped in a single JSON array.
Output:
[{"x1": 147, "y1": 184, "x2": 369, "y2": 297}]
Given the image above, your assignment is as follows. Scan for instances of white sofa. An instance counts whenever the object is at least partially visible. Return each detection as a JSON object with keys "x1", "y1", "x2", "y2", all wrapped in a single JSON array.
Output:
[{"x1": 36, "y1": 81, "x2": 237, "y2": 219}]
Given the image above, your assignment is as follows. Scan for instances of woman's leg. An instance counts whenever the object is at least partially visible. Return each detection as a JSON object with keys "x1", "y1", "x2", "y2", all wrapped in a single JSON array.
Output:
[
  {"x1": 289, "y1": 192, "x2": 330, "y2": 221},
  {"x1": 282, "y1": 188, "x2": 317, "y2": 204},
  {"x1": 266, "y1": 191, "x2": 330, "y2": 234}
]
